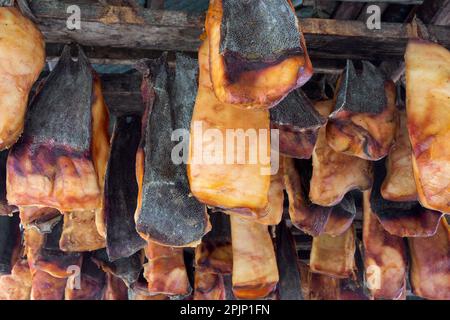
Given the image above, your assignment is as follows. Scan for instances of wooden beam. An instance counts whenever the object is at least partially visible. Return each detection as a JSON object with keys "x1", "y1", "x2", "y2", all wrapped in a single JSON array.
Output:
[{"x1": 30, "y1": 1, "x2": 450, "y2": 60}]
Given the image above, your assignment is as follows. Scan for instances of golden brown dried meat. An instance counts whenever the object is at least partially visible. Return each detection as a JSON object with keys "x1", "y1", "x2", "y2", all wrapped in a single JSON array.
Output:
[
  {"x1": 230, "y1": 215, "x2": 278, "y2": 299},
  {"x1": 0, "y1": 6, "x2": 45, "y2": 150},
  {"x1": 405, "y1": 39, "x2": 450, "y2": 214},
  {"x1": 310, "y1": 100, "x2": 372, "y2": 207},
  {"x1": 0, "y1": 258, "x2": 31, "y2": 300},
  {"x1": 326, "y1": 61, "x2": 397, "y2": 160},
  {"x1": 188, "y1": 40, "x2": 271, "y2": 214},
  {"x1": 205, "y1": 0, "x2": 312, "y2": 108},
  {"x1": 30, "y1": 269, "x2": 66, "y2": 300},
  {"x1": 194, "y1": 271, "x2": 226, "y2": 300},
  {"x1": 7, "y1": 45, "x2": 110, "y2": 213},
  {"x1": 18, "y1": 206, "x2": 60, "y2": 226}
]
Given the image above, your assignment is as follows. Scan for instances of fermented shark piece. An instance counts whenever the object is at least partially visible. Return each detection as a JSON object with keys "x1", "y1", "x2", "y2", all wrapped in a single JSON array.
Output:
[
  {"x1": 405, "y1": 40, "x2": 450, "y2": 213},
  {"x1": 223, "y1": 159, "x2": 284, "y2": 225},
  {"x1": 283, "y1": 157, "x2": 332, "y2": 236},
  {"x1": 363, "y1": 191, "x2": 407, "y2": 300},
  {"x1": 143, "y1": 242, "x2": 191, "y2": 297},
  {"x1": 59, "y1": 210, "x2": 106, "y2": 252},
  {"x1": 105, "y1": 115, "x2": 145, "y2": 261},
  {"x1": 0, "y1": 151, "x2": 17, "y2": 215},
  {"x1": 103, "y1": 273, "x2": 128, "y2": 300},
  {"x1": 91, "y1": 249, "x2": 142, "y2": 287},
  {"x1": 30, "y1": 270, "x2": 66, "y2": 300},
  {"x1": 135, "y1": 54, "x2": 209, "y2": 247},
  {"x1": 310, "y1": 100, "x2": 372, "y2": 206},
  {"x1": 195, "y1": 212, "x2": 232, "y2": 275},
  {"x1": 25, "y1": 220, "x2": 82, "y2": 278},
  {"x1": 19, "y1": 206, "x2": 60, "y2": 226},
  {"x1": 324, "y1": 193, "x2": 357, "y2": 236},
  {"x1": 370, "y1": 160, "x2": 442, "y2": 237},
  {"x1": 0, "y1": 258, "x2": 31, "y2": 300},
  {"x1": 205, "y1": 0, "x2": 312, "y2": 108},
  {"x1": 188, "y1": 40, "x2": 271, "y2": 215},
  {"x1": 381, "y1": 111, "x2": 417, "y2": 202},
  {"x1": 7, "y1": 45, "x2": 110, "y2": 212},
  {"x1": 408, "y1": 218, "x2": 450, "y2": 300},
  {"x1": 275, "y1": 220, "x2": 302, "y2": 300},
  {"x1": 0, "y1": 214, "x2": 20, "y2": 275},
  {"x1": 326, "y1": 60, "x2": 397, "y2": 160},
  {"x1": 65, "y1": 254, "x2": 106, "y2": 300},
  {"x1": 299, "y1": 263, "x2": 340, "y2": 300},
  {"x1": 310, "y1": 226, "x2": 355, "y2": 278},
  {"x1": 194, "y1": 271, "x2": 226, "y2": 300},
  {"x1": 0, "y1": 5, "x2": 45, "y2": 150},
  {"x1": 230, "y1": 215, "x2": 278, "y2": 299},
  {"x1": 270, "y1": 89, "x2": 326, "y2": 158}
]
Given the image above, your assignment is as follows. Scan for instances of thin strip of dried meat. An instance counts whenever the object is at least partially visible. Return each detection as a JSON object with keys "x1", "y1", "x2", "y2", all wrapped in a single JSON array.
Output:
[
  {"x1": 7, "y1": 45, "x2": 110, "y2": 212},
  {"x1": 0, "y1": 5, "x2": 45, "y2": 150},
  {"x1": 408, "y1": 218, "x2": 450, "y2": 300},
  {"x1": 230, "y1": 215, "x2": 278, "y2": 299},
  {"x1": 363, "y1": 191, "x2": 407, "y2": 300},
  {"x1": 326, "y1": 60, "x2": 397, "y2": 160},
  {"x1": 381, "y1": 110, "x2": 418, "y2": 202},
  {"x1": 205, "y1": 0, "x2": 312, "y2": 108},
  {"x1": 188, "y1": 39, "x2": 271, "y2": 214},
  {"x1": 370, "y1": 159, "x2": 442, "y2": 237},
  {"x1": 0, "y1": 214, "x2": 20, "y2": 275},
  {"x1": 104, "y1": 115, "x2": 146, "y2": 261},
  {"x1": 135, "y1": 53, "x2": 209, "y2": 247},
  {"x1": 310, "y1": 100, "x2": 372, "y2": 206},
  {"x1": 270, "y1": 89, "x2": 326, "y2": 159},
  {"x1": 0, "y1": 151, "x2": 17, "y2": 215},
  {"x1": 0, "y1": 258, "x2": 31, "y2": 300},
  {"x1": 405, "y1": 39, "x2": 450, "y2": 213}
]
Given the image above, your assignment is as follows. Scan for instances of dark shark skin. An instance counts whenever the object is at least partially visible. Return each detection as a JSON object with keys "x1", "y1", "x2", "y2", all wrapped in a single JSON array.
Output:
[{"x1": 0, "y1": 214, "x2": 20, "y2": 275}]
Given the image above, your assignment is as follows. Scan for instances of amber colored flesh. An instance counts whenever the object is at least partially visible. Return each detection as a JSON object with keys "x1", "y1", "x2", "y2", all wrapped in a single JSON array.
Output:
[
  {"x1": 194, "y1": 271, "x2": 225, "y2": 300},
  {"x1": 0, "y1": 259, "x2": 32, "y2": 300},
  {"x1": 230, "y1": 215, "x2": 278, "y2": 299},
  {"x1": 188, "y1": 40, "x2": 271, "y2": 212},
  {"x1": 310, "y1": 100, "x2": 372, "y2": 206},
  {"x1": 405, "y1": 40, "x2": 450, "y2": 214},
  {"x1": 363, "y1": 191, "x2": 407, "y2": 300},
  {"x1": 0, "y1": 8, "x2": 45, "y2": 150},
  {"x1": 30, "y1": 270, "x2": 67, "y2": 300},
  {"x1": 206, "y1": 0, "x2": 312, "y2": 109}
]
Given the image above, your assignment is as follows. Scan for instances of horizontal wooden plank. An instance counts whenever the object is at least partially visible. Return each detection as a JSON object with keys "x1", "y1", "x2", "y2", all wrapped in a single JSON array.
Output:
[{"x1": 30, "y1": 0, "x2": 450, "y2": 60}]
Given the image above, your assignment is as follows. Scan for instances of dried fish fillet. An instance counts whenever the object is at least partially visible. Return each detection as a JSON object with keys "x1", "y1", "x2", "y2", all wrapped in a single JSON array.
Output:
[
  {"x1": 310, "y1": 100, "x2": 372, "y2": 207},
  {"x1": 7, "y1": 45, "x2": 110, "y2": 212},
  {"x1": 188, "y1": 40, "x2": 271, "y2": 213},
  {"x1": 136, "y1": 54, "x2": 209, "y2": 247},
  {"x1": 326, "y1": 61, "x2": 397, "y2": 160},
  {"x1": 405, "y1": 39, "x2": 450, "y2": 213},
  {"x1": 206, "y1": 0, "x2": 312, "y2": 108},
  {"x1": 0, "y1": 6, "x2": 45, "y2": 150},
  {"x1": 408, "y1": 218, "x2": 450, "y2": 300},
  {"x1": 230, "y1": 215, "x2": 278, "y2": 299}
]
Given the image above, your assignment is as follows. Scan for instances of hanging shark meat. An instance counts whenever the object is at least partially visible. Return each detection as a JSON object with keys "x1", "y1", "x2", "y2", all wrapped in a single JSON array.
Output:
[
  {"x1": 205, "y1": 0, "x2": 312, "y2": 108},
  {"x1": 188, "y1": 39, "x2": 271, "y2": 215},
  {"x1": 270, "y1": 89, "x2": 326, "y2": 159},
  {"x1": 363, "y1": 191, "x2": 407, "y2": 300},
  {"x1": 135, "y1": 53, "x2": 209, "y2": 247},
  {"x1": 310, "y1": 100, "x2": 372, "y2": 207},
  {"x1": 405, "y1": 39, "x2": 450, "y2": 214},
  {"x1": 326, "y1": 60, "x2": 397, "y2": 161},
  {"x1": 104, "y1": 115, "x2": 146, "y2": 261},
  {"x1": 6, "y1": 45, "x2": 110, "y2": 213},
  {"x1": 0, "y1": 151, "x2": 17, "y2": 215},
  {"x1": 230, "y1": 215, "x2": 279, "y2": 299},
  {"x1": 0, "y1": 4, "x2": 45, "y2": 150},
  {"x1": 30, "y1": 269, "x2": 67, "y2": 300},
  {"x1": 370, "y1": 159, "x2": 442, "y2": 237},
  {"x1": 0, "y1": 258, "x2": 32, "y2": 300}
]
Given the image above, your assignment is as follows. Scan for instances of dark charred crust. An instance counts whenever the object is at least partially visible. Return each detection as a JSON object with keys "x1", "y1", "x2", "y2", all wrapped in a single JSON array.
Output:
[
  {"x1": 370, "y1": 160, "x2": 443, "y2": 237},
  {"x1": 275, "y1": 220, "x2": 303, "y2": 300},
  {"x1": 0, "y1": 214, "x2": 20, "y2": 275},
  {"x1": 105, "y1": 115, "x2": 146, "y2": 261},
  {"x1": 136, "y1": 53, "x2": 209, "y2": 246}
]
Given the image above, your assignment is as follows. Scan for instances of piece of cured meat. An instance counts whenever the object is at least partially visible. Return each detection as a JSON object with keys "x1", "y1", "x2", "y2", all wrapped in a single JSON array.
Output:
[
  {"x1": 205, "y1": 0, "x2": 312, "y2": 108},
  {"x1": 405, "y1": 39, "x2": 450, "y2": 213},
  {"x1": 323, "y1": 193, "x2": 357, "y2": 237},
  {"x1": 30, "y1": 269, "x2": 67, "y2": 300},
  {"x1": 0, "y1": 151, "x2": 17, "y2": 215},
  {"x1": 194, "y1": 271, "x2": 226, "y2": 300},
  {"x1": 104, "y1": 115, "x2": 146, "y2": 261},
  {"x1": 103, "y1": 273, "x2": 128, "y2": 300},
  {"x1": 0, "y1": 258, "x2": 31, "y2": 300},
  {"x1": 135, "y1": 53, "x2": 209, "y2": 247},
  {"x1": 326, "y1": 60, "x2": 397, "y2": 160},
  {"x1": 18, "y1": 206, "x2": 60, "y2": 226},
  {"x1": 7, "y1": 45, "x2": 110, "y2": 212},
  {"x1": 0, "y1": 5, "x2": 45, "y2": 150}
]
